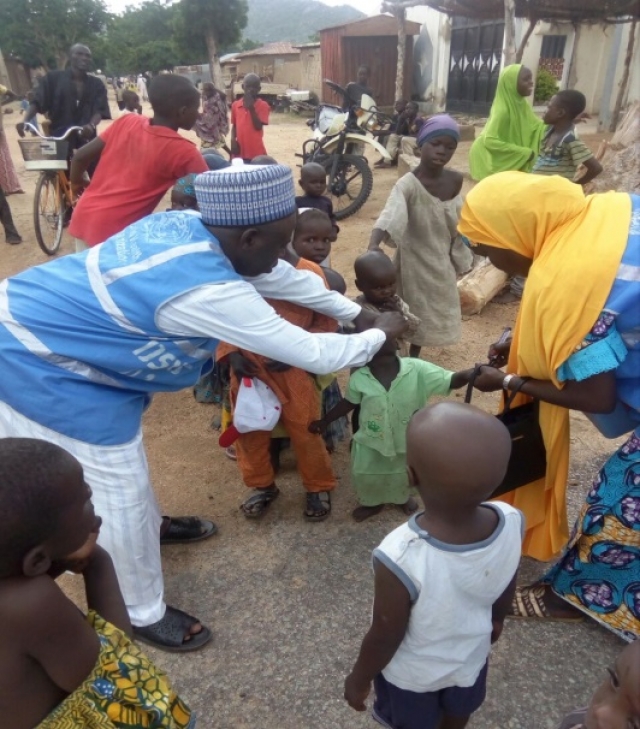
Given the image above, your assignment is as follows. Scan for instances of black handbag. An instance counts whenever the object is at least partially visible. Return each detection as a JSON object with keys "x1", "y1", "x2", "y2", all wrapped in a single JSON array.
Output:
[{"x1": 465, "y1": 366, "x2": 547, "y2": 498}]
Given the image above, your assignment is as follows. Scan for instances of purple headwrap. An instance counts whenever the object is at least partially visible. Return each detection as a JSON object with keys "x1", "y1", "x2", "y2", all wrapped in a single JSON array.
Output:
[{"x1": 417, "y1": 114, "x2": 460, "y2": 147}]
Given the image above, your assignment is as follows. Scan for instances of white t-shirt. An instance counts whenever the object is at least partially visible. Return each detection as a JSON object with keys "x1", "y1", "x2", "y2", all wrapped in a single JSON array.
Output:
[{"x1": 374, "y1": 502, "x2": 524, "y2": 693}]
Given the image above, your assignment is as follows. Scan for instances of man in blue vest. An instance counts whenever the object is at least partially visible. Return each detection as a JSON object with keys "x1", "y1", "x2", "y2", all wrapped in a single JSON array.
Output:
[{"x1": 0, "y1": 162, "x2": 405, "y2": 652}]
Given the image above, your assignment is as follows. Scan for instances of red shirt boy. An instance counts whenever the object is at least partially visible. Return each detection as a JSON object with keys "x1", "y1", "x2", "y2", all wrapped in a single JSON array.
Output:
[
  {"x1": 69, "y1": 75, "x2": 208, "y2": 247},
  {"x1": 230, "y1": 74, "x2": 270, "y2": 161}
]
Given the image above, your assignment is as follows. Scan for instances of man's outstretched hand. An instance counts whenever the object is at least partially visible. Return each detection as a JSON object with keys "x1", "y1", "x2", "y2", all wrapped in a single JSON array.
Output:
[{"x1": 373, "y1": 311, "x2": 408, "y2": 341}]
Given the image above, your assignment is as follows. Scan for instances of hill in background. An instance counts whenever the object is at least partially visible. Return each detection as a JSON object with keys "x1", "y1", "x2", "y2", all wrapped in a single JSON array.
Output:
[{"x1": 243, "y1": 0, "x2": 365, "y2": 44}]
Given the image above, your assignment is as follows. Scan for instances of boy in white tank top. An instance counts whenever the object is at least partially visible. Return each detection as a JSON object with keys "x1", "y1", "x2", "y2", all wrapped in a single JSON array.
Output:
[{"x1": 344, "y1": 401, "x2": 524, "y2": 729}]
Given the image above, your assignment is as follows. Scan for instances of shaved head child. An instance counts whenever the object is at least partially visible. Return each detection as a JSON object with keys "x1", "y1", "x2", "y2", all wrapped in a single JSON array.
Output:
[
  {"x1": 343, "y1": 402, "x2": 524, "y2": 729},
  {"x1": 0, "y1": 438, "x2": 192, "y2": 728},
  {"x1": 557, "y1": 640, "x2": 640, "y2": 728},
  {"x1": 354, "y1": 251, "x2": 420, "y2": 346},
  {"x1": 295, "y1": 162, "x2": 339, "y2": 236}
]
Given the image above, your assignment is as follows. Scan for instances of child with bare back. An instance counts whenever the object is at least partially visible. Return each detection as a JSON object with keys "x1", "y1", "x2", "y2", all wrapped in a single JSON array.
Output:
[
  {"x1": 0, "y1": 438, "x2": 193, "y2": 729},
  {"x1": 343, "y1": 403, "x2": 523, "y2": 729}
]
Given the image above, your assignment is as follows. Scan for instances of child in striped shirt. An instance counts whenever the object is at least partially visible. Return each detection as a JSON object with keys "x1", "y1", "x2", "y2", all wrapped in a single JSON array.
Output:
[{"x1": 532, "y1": 90, "x2": 602, "y2": 185}]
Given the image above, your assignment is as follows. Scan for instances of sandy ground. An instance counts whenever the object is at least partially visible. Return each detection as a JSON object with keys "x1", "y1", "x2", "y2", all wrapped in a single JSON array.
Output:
[{"x1": 0, "y1": 97, "x2": 626, "y2": 728}]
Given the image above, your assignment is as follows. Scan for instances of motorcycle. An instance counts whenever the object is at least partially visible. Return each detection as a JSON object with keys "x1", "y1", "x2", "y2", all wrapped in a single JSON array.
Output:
[{"x1": 299, "y1": 80, "x2": 393, "y2": 220}]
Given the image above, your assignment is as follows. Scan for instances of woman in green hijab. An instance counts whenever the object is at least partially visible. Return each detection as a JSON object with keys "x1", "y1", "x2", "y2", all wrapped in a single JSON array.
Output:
[{"x1": 469, "y1": 64, "x2": 544, "y2": 181}]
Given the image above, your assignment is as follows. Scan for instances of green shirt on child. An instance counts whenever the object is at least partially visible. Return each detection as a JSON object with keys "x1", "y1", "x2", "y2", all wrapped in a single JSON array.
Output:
[{"x1": 346, "y1": 358, "x2": 453, "y2": 506}]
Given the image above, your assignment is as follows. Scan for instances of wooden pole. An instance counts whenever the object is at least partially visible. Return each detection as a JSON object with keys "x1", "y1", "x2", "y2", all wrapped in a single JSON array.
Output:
[
  {"x1": 395, "y1": 6, "x2": 407, "y2": 102},
  {"x1": 610, "y1": 20, "x2": 637, "y2": 132},
  {"x1": 503, "y1": 0, "x2": 517, "y2": 65},
  {"x1": 598, "y1": 22, "x2": 624, "y2": 132},
  {"x1": 516, "y1": 17, "x2": 537, "y2": 63}
]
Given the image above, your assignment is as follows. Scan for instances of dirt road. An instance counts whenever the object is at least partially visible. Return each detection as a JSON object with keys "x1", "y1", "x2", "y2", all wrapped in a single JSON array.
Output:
[{"x1": 0, "y1": 97, "x2": 624, "y2": 728}]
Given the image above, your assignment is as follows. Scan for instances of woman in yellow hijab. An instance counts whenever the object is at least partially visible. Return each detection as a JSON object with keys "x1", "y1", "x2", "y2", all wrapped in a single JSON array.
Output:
[{"x1": 460, "y1": 172, "x2": 640, "y2": 641}]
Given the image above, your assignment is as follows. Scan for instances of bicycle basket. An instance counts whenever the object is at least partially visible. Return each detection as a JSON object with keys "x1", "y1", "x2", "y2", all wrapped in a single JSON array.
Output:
[{"x1": 18, "y1": 138, "x2": 69, "y2": 170}]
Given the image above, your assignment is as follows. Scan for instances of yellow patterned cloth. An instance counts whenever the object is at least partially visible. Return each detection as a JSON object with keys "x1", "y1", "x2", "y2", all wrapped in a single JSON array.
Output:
[{"x1": 38, "y1": 612, "x2": 194, "y2": 728}]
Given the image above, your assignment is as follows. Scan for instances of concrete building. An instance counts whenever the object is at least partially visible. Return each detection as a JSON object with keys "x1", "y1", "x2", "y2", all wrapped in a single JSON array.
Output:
[
  {"x1": 223, "y1": 42, "x2": 302, "y2": 88},
  {"x1": 406, "y1": 6, "x2": 639, "y2": 117},
  {"x1": 296, "y1": 42, "x2": 322, "y2": 99},
  {"x1": 320, "y1": 14, "x2": 421, "y2": 106}
]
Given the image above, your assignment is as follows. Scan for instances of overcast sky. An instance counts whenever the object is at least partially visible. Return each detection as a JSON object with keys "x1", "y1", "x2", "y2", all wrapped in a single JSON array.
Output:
[{"x1": 105, "y1": 0, "x2": 375, "y2": 16}]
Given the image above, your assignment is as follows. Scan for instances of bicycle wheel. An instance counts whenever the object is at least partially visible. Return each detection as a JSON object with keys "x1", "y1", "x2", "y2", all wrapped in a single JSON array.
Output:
[
  {"x1": 321, "y1": 153, "x2": 373, "y2": 221},
  {"x1": 33, "y1": 172, "x2": 65, "y2": 255}
]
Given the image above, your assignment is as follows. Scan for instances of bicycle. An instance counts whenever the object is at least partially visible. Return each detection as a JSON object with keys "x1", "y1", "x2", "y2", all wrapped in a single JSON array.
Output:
[{"x1": 18, "y1": 125, "x2": 84, "y2": 255}]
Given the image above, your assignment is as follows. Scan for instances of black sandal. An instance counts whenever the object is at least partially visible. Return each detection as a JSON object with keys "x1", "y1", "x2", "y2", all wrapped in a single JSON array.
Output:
[
  {"x1": 133, "y1": 605, "x2": 212, "y2": 653},
  {"x1": 305, "y1": 491, "x2": 331, "y2": 521},
  {"x1": 241, "y1": 486, "x2": 280, "y2": 519},
  {"x1": 160, "y1": 516, "x2": 218, "y2": 545}
]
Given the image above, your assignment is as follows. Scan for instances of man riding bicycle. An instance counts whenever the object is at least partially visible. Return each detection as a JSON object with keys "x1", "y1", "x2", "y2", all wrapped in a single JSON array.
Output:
[{"x1": 19, "y1": 43, "x2": 110, "y2": 153}]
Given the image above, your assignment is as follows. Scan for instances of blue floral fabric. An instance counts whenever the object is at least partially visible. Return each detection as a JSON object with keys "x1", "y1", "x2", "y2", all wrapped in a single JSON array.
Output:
[{"x1": 545, "y1": 195, "x2": 640, "y2": 642}]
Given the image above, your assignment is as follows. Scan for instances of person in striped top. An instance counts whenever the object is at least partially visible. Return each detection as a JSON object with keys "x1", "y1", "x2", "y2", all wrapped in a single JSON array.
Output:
[{"x1": 532, "y1": 90, "x2": 602, "y2": 184}]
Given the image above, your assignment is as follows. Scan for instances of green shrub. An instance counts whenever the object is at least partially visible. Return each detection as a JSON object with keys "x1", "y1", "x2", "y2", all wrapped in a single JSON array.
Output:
[{"x1": 534, "y1": 68, "x2": 559, "y2": 104}]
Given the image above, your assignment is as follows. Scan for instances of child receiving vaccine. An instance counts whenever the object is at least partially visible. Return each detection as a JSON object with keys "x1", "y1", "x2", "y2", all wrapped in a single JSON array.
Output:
[
  {"x1": 0, "y1": 438, "x2": 193, "y2": 728},
  {"x1": 309, "y1": 330, "x2": 476, "y2": 521},
  {"x1": 354, "y1": 251, "x2": 420, "y2": 350},
  {"x1": 343, "y1": 403, "x2": 523, "y2": 729}
]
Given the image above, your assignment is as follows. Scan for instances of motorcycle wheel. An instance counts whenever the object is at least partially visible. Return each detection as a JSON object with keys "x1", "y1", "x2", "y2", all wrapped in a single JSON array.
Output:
[{"x1": 320, "y1": 153, "x2": 373, "y2": 221}]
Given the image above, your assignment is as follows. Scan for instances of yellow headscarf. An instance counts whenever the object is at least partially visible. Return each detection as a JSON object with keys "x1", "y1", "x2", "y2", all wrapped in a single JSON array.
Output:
[{"x1": 459, "y1": 172, "x2": 631, "y2": 560}]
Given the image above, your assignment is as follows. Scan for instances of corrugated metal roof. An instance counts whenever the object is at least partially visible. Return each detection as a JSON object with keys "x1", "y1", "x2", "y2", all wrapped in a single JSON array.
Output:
[
  {"x1": 417, "y1": 0, "x2": 639, "y2": 21},
  {"x1": 320, "y1": 13, "x2": 421, "y2": 35}
]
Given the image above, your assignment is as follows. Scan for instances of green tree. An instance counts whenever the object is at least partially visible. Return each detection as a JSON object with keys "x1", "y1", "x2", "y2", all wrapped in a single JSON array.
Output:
[
  {"x1": 0, "y1": 0, "x2": 109, "y2": 69},
  {"x1": 178, "y1": 0, "x2": 248, "y2": 87},
  {"x1": 534, "y1": 68, "x2": 559, "y2": 104},
  {"x1": 237, "y1": 38, "x2": 261, "y2": 52},
  {"x1": 101, "y1": 1, "x2": 182, "y2": 75}
]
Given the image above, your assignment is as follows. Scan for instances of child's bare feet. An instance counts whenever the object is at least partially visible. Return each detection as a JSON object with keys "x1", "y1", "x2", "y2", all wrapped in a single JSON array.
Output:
[
  {"x1": 400, "y1": 497, "x2": 418, "y2": 515},
  {"x1": 352, "y1": 504, "x2": 384, "y2": 522}
]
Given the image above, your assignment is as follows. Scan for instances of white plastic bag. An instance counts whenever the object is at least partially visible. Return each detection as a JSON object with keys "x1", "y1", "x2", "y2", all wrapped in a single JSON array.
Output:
[
  {"x1": 219, "y1": 377, "x2": 282, "y2": 447},
  {"x1": 234, "y1": 377, "x2": 282, "y2": 433}
]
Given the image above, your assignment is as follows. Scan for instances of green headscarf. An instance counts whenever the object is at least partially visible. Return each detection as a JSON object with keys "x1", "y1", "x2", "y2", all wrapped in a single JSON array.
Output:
[{"x1": 469, "y1": 64, "x2": 544, "y2": 181}]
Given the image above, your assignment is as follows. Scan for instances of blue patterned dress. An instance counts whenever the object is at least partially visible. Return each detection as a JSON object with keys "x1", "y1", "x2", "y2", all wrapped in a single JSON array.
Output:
[{"x1": 544, "y1": 195, "x2": 640, "y2": 641}]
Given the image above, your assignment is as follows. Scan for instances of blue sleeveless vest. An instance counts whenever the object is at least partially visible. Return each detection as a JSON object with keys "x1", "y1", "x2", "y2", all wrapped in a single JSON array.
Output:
[{"x1": 0, "y1": 212, "x2": 241, "y2": 445}]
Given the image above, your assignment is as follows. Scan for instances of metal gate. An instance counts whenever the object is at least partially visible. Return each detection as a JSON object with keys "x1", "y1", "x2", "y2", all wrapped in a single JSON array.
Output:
[{"x1": 446, "y1": 17, "x2": 505, "y2": 115}]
